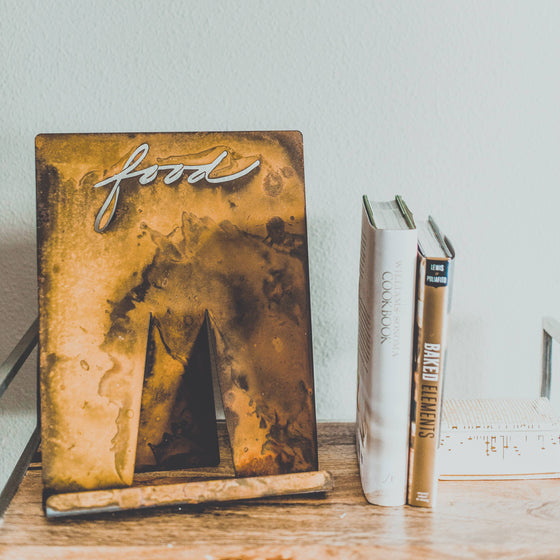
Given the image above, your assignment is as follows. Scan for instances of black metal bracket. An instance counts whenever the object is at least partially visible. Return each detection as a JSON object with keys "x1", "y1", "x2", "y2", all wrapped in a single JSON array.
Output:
[{"x1": 0, "y1": 317, "x2": 40, "y2": 517}]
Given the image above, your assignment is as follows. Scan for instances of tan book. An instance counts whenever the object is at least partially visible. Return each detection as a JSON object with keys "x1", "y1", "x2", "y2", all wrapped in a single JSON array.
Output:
[{"x1": 407, "y1": 217, "x2": 454, "y2": 508}]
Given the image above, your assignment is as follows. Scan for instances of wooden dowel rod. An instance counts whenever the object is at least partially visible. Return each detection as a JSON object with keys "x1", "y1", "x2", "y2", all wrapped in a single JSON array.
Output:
[{"x1": 46, "y1": 470, "x2": 334, "y2": 518}]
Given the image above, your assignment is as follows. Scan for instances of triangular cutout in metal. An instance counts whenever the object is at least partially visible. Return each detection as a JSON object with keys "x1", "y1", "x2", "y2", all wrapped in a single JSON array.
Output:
[{"x1": 135, "y1": 311, "x2": 220, "y2": 471}]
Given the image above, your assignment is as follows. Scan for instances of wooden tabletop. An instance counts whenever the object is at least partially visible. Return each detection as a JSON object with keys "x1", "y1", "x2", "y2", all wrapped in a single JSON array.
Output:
[{"x1": 1, "y1": 422, "x2": 559, "y2": 559}]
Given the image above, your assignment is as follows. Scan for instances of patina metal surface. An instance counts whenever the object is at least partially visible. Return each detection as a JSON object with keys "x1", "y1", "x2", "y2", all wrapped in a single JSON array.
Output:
[{"x1": 36, "y1": 131, "x2": 317, "y2": 492}]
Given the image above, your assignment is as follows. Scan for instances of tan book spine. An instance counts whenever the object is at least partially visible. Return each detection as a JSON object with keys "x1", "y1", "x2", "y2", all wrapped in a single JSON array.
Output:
[{"x1": 407, "y1": 253, "x2": 452, "y2": 507}]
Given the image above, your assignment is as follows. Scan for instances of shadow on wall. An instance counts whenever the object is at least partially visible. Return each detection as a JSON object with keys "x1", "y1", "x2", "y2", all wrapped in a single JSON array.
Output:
[{"x1": 0, "y1": 238, "x2": 38, "y2": 363}]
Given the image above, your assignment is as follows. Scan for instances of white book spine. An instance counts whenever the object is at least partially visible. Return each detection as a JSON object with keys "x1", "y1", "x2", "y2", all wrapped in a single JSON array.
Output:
[{"x1": 356, "y1": 204, "x2": 417, "y2": 506}]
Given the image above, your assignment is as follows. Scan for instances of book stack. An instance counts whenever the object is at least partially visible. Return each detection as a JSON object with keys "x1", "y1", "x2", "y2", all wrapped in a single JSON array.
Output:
[{"x1": 356, "y1": 195, "x2": 454, "y2": 508}]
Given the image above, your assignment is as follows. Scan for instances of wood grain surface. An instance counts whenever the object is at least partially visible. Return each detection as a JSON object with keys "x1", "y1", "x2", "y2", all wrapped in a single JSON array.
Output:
[{"x1": 1, "y1": 423, "x2": 560, "y2": 559}]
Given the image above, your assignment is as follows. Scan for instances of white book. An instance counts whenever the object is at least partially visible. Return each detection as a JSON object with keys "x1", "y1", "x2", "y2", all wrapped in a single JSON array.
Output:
[
  {"x1": 356, "y1": 195, "x2": 417, "y2": 506},
  {"x1": 439, "y1": 398, "x2": 560, "y2": 479}
]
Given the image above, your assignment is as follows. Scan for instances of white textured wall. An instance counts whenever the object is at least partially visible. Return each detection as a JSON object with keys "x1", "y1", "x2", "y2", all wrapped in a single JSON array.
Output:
[{"x1": 2, "y1": 1, "x2": 560, "y2": 430}]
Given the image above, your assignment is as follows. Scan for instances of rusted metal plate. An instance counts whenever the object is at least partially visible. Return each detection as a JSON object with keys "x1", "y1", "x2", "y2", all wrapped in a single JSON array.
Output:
[{"x1": 36, "y1": 132, "x2": 317, "y2": 492}]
